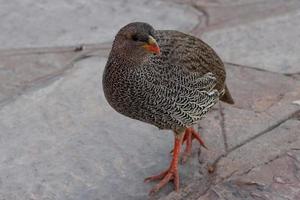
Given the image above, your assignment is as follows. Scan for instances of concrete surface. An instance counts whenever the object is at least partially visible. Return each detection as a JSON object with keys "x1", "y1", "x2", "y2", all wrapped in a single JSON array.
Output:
[
  {"x1": 0, "y1": 0, "x2": 300, "y2": 200},
  {"x1": 0, "y1": 0, "x2": 199, "y2": 49}
]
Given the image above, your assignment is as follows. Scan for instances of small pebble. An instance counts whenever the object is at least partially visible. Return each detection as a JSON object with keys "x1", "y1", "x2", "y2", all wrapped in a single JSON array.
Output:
[
  {"x1": 207, "y1": 164, "x2": 215, "y2": 173},
  {"x1": 274, "y1": 176, "x2": 285, "y2": 184}
]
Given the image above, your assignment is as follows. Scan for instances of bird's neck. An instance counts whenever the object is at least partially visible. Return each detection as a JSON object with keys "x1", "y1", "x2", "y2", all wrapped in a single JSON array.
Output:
[{"x1": 111, "y1": 47, "x2": 149, "y2": 68}]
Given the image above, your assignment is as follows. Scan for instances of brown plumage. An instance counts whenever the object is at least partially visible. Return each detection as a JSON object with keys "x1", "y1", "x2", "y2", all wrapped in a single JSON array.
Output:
[
  {"x1": 102, "y1": 22, "x2": 234, "y2": 195},
  {"x1": 153, "y1": 30, "x2": 234, "y2": 104}
]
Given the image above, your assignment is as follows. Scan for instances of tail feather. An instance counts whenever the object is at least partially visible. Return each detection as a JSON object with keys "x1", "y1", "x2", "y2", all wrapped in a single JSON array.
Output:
[{"x1": 220, "y1": 84, "x2": 234, "y2": 104}]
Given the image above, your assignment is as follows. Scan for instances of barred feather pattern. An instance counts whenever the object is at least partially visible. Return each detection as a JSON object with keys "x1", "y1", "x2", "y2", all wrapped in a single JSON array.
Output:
[{"x1": 103, "y1": 29, "x2": 224, "y2": 130}]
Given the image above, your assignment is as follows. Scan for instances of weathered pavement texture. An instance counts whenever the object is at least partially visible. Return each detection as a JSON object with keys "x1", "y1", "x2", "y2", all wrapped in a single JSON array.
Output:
[{"x1": 0, "y1": 0, "x2": 299, "y2": 200}]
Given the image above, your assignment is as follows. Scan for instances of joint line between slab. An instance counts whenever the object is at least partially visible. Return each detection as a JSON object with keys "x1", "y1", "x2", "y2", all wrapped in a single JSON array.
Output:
[
  {"x1": 219, "y1": 103, "x2": 228, "y2": 152},
  {"x1": 0, "y1": 53, "x2": 93, "y2": 110},
  {"x1": 227, "y1": 110, "x2": 300, "y2": 154}
]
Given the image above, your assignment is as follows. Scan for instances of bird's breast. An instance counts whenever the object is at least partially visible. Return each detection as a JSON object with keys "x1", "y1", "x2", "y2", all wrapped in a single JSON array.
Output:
[{"x1": 103, "y1": 62, "x2": 141, "y2": 116}]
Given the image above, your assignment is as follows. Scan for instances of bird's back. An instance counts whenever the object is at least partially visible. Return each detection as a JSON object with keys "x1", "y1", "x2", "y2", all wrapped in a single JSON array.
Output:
[{"x1": 153, "y1": 30, "x2": 234, "y2": 104}]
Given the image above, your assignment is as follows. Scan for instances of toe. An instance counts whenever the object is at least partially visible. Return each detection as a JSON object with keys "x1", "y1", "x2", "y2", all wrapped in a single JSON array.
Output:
[
  {"x1": 144, "y1": 169, "x2": 169, "y2": 183},
  {"x1": 148, "y1": 172, "x2": 176, "y2": 195}
]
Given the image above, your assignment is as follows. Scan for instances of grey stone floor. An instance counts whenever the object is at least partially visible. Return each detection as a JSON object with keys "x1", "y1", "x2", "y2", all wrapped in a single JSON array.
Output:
[
  {"x1": 0, "y1": 0, "x2": 199, "y2": 49},
  {"x1": 0, "y1": 0, "x2": 300, "y2": 200}
]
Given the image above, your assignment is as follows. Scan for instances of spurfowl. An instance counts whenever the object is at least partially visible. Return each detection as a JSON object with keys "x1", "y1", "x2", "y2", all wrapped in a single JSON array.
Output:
[{"x1": 103, "y1": 22, "x2": 234, "y2": 194}]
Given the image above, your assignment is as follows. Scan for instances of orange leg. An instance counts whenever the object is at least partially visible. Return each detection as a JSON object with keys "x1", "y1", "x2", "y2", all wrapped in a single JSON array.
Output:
[
  {"x1": 181, "y1": 127, "x2": 207, "y2": 163},
  {"x1": 145, "y1": 134, "x2": 182, "y2": 195}
]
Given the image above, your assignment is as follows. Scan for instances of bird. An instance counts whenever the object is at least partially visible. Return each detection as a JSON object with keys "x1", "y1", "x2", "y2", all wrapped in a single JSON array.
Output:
[{"x1": 102, "y1": 22, "x2": 234, "y2": 195}]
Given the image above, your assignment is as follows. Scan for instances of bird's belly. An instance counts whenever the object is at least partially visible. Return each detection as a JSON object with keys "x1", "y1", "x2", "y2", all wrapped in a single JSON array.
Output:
[{"x1": 106, "y1": 88, "x2": 176, "y2": 130}]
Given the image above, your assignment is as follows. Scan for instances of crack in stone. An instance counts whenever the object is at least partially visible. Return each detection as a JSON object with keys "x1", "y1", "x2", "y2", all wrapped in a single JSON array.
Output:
[
  {"x1": 218, "y1": 103, "x2": 228, "y2": 152},
  {"x1": 225, "y1": 61, "x2": 283, "y2": 74},
  {"x1": 226, "y1": 61, "x2": 300, "y2": 81},
  {"x1": 191, "y1": 3, "x2": 209, "y2": 26},
  {"x1": 197, "y1": 184, "x2": 215, "y2": 199},
  {"x1": 292, "y1": 161, "x2": 300, "y2": 182},
  {"x1": 165, "y1": 108, "x2": 299, "y2": 199},
  {"x1": 238, "y1": 154, "x2": 282, "y2": 177},
  {"x1": 189, "y1": 3, "x2": 210, "y2": 34},
  {"x1": 284, "y1": 72, "x2": 300, "y2": 81},
  {"x1": 287, "y1": 152, "x2": 300, "y2": 163},
  {"x1": 227, "y1": 110, "x2": 299, "y2": 154},
  {"x1": 207, "y1": 109, "x2": 300, "y2": 182},
  {"x1": 0, "y1": 52, "x2": 97, "y2": 110},
  {"x1": 0, "y1": 42, "x2": 111, "y2": 57},
  {"x1": 291, "y1": 110, "x2": 300, "y2": 120},
  {"x1": 200, "y1": 152, "x2": 300, "y2": 200},
  {"x1": 170, "y1": 0, "x2": 209, "y2": 35}
]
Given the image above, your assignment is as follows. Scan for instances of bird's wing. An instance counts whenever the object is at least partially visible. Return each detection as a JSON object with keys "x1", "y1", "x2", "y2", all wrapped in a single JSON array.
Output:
[
  {"x1": 154, "y1": 30, "x2": 226, "y2": 93},
  {"x1": 169, "y1": 73, "x2": 220, "y2": 126},
  {"x1": 131, "y1": 30, "x2": 224, "y2": 128},
  {"x1": 135, "y1": 67, "x2": 220, "y2": 127}
]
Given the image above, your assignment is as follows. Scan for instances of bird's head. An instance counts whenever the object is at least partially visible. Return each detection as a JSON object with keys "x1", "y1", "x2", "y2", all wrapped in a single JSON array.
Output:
[{"x1": 111, "y1": 22, "x2": 160, "y2": 62}]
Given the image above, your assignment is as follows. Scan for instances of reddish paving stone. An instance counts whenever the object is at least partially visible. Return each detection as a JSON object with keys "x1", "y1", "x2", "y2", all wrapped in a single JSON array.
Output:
[
  {"x1": 202, "y1": 149, "x2": 300, "y2": 200},
  {"x1": 216, "y1": 118, "x2": 300, "y2": 180},
  {"x1": 160, "y1": 118, "x2": 300, "y2": 200},
  {"x1": 223, "y1": 64, "x2": 300, "y2": 149}
]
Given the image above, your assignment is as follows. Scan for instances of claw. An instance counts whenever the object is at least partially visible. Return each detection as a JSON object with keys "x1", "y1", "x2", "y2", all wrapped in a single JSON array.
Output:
[{"x1": 147, "y1": 169, "x2": 179, "y2": 195}]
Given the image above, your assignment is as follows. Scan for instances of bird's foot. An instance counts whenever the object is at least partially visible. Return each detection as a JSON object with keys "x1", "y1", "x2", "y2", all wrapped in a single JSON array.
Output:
[
  {"x1": 145, "y1": 136, "x2": 181, "y2": 195},
  {"x1": 144, "y1": 166, "x2": 179, "y2": 195},
  {"x1": 181, "y1": 127, "x2": 207, "y2": 164}
]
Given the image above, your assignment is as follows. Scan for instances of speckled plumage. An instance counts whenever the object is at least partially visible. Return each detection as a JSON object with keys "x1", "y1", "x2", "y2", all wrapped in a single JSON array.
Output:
[{"x1": 103, "y1": 22, "x2": 233, "y2": 131}]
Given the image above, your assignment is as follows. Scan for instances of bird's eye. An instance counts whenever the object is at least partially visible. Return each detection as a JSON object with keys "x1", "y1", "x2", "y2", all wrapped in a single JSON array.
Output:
[
  {"x1": 149, "y1": 31, "x2": 154, "y2": 37},
  {"x1": 132, "y1": 34, "x2": 138, "y2": 41}
]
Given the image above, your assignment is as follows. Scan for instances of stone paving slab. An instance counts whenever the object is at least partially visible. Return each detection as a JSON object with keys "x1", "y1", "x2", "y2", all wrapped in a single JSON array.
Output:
[
  {"x1": 0, "y1": 56, "x2": 220, "y2": 200},
  {"x1": 171, "y1": 0, "x2": 300, "y2": 74},
  {"x1": 201, "y1": 8, "x2": 300, "y2": 74},
  {"x1": 0, "y1": 50, "x2": 78, "y2": 105},
  {"x1": 201, "y1": 145, "x2": 300, "y2": 199},
  {"x1": 217, "y1": 118, "x2": 300, "y2": 180},
  {"x1": 187, "y1": 0, "x2": 300, "y2": 33},
  {"x1": 0, "y1": 0, "x2": 199, "y2": 50},
  {"x1": 160, "y1": 116, "x2": 300, "y2": 200},
  {"x1": 223, "y1": 64, "x2": 300, "y2": 149},
  {"x1": 0, "y1": 46, "x2": 108, "y2": 106},
  {"x1": 0, "y1": 54, "x2": 247, "y2": 200}
]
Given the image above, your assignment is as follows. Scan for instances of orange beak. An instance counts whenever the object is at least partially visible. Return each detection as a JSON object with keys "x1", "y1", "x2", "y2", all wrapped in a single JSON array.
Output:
[{"x1": 143, "y1": 35, "x2": 160, "y2": 55}]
